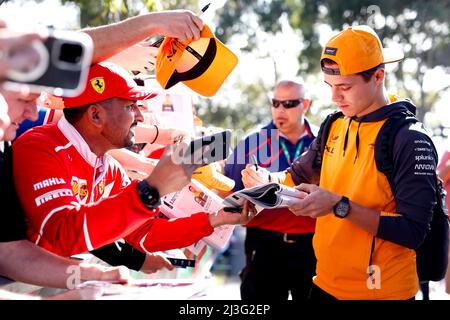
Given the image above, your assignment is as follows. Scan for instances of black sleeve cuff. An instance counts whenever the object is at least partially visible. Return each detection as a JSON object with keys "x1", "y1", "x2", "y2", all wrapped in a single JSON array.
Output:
[
  {"x1": 90, "y1": 241, "x2": 146, "y2": 271},
  {"x1": 377, "y1": 215, "x2": 428, "y2": 249}
]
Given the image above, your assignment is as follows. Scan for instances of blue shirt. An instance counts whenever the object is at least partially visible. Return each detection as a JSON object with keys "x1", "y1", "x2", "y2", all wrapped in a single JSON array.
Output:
[
  {"x1": 225, "y1": 119, "x2": 317, "y2": 192},
  {"x1": 16, "y1": 107, "x2": 54, "y2": 138}
]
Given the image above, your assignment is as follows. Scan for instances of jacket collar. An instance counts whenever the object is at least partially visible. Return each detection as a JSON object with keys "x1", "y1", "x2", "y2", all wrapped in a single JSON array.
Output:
[
  {"x1": 57, "y1": 117, "x2": 106, "y2": 167},
  {"x1": 353, "y1": 99, "x2": 417, "y2": 123}
]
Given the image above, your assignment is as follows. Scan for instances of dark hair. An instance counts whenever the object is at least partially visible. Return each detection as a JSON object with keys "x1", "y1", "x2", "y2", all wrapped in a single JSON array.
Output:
[
  {"x1": 63, "y1": 99, "x2": 114, "y2": 124},
  {"x1": 356, "y1": 64, "x2": 385, "y2": 82},
  {"x1": 63, "y1": 104, "x2": 91, "y2": 124},
  {"x1": 321, "y1": 58, "x2": 385, "y2": 82},
  {"x1": 321, "y1": 58, "x2": 337, "y2": 68}
]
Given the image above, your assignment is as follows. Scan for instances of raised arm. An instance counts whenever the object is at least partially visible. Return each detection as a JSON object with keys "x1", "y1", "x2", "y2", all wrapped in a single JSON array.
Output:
[{"x1": 82, "y1": 10, "x2": 204, "y2": 64}]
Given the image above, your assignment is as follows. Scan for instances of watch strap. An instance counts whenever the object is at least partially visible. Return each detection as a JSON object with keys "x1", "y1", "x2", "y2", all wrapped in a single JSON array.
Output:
[{"x1": 137, "y1": 180, "x2": 161, "y2": 209}]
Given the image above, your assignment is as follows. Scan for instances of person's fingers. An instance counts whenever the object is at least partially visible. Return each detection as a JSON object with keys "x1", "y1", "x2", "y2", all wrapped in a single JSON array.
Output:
[
  {"x1": 191, "y1": 15, "x2": 204, "y2": 38},
  {"x1": 296, "y1": 183, "x2": 316, "y2": 193},
  {"x1": 239, "y1": 200, "x2": 255, "y2": 223},
  {"x1": 288, "y1": 196, "x2": 317, "y2": 216},
  {"x1": 0, "y1": 32, "x2": 42, "y2": 51},
  {"x1": 241, "y1": 167, "x2": 258, "y2": 180},
  {"x1": 6, "y1": 43, "x2": 41, "y2": 71},
  {"x1": 176, "y1": 31, "x2": 187, "y2": 42},
  {"x1": 160, "y1": 255, "x2": 175, "y2": 271},
  {"x1": 242, "y1": 200, "x2": 249, "y2": 217},
  {"x1": 183, "y1": 28, "x2": 194, "y2": 42},
  {"x1": 101, "y1": 265, "x2": 129, "y2": 282},
  {"x1": 246, "y1": 201, "x2": 255, "y2": 219},
  {"x1": 186, "y1": 20, "x2": 199, "y2": 42},
  {"x1": 242, "y1": 169, "x2": 263, "y2": 187},
  {"x1": 115, "y1": 266, "x2": 130, "y2": 281}
]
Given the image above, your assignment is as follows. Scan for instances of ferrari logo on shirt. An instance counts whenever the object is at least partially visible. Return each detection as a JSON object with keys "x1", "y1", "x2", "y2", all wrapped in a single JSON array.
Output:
[
  {"x1": 98, "y1": 180, "x2": 105, "y2": 196},
  {"x1": 91, "y1": 77, "x2": 105, "y2": 94}
]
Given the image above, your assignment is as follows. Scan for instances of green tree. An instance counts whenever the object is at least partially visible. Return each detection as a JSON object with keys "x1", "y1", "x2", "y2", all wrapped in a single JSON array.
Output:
[
  {"x1": 217, "y1": 0, "x2": 450, "y2": 123},
  {"x1": 316, "y1": 0, "x2": 450, "y2": 122},
  {"x1": 60, "y1": 0, "x2": 201, "y2": 27},
  {"x1": 197, "y1": 78, "x2": 273, "y2": 133},
  {"x1": 60, "y1": 0, "x2": 159, "y2": 27}
]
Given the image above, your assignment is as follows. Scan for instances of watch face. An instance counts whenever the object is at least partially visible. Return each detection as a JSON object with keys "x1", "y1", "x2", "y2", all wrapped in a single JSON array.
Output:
[
  {"x1": 336, "y1": 202, "x2": 348, "y2": 216},
  {"x1": 334, "y1": 197, "x2": 349, "y2": 218},
  {"x1": 138, "y1": 180, "x2": 161, "y2": 209}
]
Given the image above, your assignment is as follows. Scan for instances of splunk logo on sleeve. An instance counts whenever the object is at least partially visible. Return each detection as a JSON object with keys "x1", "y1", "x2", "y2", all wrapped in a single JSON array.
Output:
[{"x1": 413, "y1": 139, "x2": 436, "y2": 176}]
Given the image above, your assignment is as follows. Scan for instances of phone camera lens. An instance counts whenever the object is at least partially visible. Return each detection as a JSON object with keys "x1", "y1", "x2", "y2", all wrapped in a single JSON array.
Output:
[{"x1": 59, "y1": 43, "x2": 83, "y2": 64}]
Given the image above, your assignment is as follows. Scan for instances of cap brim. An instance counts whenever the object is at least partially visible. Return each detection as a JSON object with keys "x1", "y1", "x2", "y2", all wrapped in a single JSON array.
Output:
[
  {"x1": 183, "y1": 40, "x2": 238, "y2": 97},
  {"x1": 120, "y1": 87, "x2": 157, "y2": 101},
  {"x1": 382, "y1": 48, "x2": 404, "y2": 64}
]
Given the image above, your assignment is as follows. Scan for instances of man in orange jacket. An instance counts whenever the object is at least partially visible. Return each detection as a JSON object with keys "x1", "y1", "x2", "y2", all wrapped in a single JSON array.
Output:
[{"x1": 242, "y1": 25, "x2": 437, "y2": 300}]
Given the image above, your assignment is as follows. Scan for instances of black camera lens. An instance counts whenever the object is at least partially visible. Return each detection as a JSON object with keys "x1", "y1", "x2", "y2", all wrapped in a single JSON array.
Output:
[{"x1": 58, "y1": 42, "x2": 83, "y2": 64}]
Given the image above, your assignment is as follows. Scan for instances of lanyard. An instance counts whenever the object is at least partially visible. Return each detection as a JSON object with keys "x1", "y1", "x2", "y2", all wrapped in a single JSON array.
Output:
[{"x1": 280, "y1": 139, "x2": 304, "y2": 165}]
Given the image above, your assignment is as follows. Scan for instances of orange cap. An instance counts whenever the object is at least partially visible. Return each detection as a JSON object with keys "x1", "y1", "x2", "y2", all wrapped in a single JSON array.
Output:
[
  {"x1": 156, "y1": 25, "x2": 238, "y2": 97},
  {"x1": 320, "y1": 25, "x2": 404, "y2": 75}
]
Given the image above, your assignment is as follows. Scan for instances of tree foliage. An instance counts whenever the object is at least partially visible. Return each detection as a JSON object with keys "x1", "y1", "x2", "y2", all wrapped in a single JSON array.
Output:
[
  {"x1": 61, "y1": 0, "x2": 160, "y2": 27},
  {"x1": 197, "y1": 78, "x2": 273, "y2": 133},
  {"x1": 50, "y1": 0, "x2": 450, "y2": 129},
  {"x1": 217, "y1": 0, "x2": 450, "y2": 122}
]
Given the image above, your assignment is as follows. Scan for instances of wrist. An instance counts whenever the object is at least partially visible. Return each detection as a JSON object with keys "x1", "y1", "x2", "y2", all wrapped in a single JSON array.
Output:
[
  {"x1": 332, "y1": 195, "x2": 350, "y2": 218},
  {"x1": 149, "y1": 125, "x2": 159, "y2": 144},
  {"x1": 137, "y1": 180, "x2": 161, "y2": 209},
  {"x1": 141, "y1": 12, "x2": 162, "y2": 34},
  {"x1": 332, "y1": 193, "x2": 342, "y2": 206},
  {"x1": 207, "y1": 213, "x2": 222, "y2": 228},
  {"x1": 79, "y1": 263, "x2": 101, "y2": 282}
]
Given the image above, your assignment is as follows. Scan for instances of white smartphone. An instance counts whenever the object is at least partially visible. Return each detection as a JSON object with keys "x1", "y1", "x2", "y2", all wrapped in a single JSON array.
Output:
[{"x1": 3, "y1": 29, "x2": 93, "y2": 97}]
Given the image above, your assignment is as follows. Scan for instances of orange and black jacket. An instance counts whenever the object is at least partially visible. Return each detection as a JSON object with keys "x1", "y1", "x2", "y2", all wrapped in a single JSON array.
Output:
[{"x1": 287, "y1": 100, "x2": 436, "y2": 299}]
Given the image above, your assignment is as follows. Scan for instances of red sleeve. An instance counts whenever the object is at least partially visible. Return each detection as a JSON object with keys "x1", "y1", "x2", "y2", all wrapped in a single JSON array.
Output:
[
  {"x1": 125, "y1": 212, "x2": 214, "y2": 253},
  {"x1": 438, "y1": 151, "x2": 450, "y2": 171},
  {"x1": 12, "y1": 134, "x2": 154, "y2": 257}
]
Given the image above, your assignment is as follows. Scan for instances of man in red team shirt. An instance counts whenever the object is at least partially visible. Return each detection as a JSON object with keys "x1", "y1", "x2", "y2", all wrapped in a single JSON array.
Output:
[{"x1": 12, "y1": 62, "x2": 254, "y2": 267}]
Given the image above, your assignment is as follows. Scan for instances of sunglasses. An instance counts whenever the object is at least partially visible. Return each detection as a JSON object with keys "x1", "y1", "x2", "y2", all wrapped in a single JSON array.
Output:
[{"x1": 271, "y1": 98, "x2": 304, "y2": 109}]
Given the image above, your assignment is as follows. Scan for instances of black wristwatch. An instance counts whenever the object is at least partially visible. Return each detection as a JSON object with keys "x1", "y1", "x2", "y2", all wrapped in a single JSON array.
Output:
[
  {"x1": 333, "y1": 196, "x2": 350, "y2": 218},
  {"x1": 137, "y1": 180, "x2": 161, "y2": 209}
]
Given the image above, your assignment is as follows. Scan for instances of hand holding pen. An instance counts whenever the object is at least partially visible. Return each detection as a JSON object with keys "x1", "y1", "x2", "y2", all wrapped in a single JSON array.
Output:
[
  {"x1": 151, "y1": 3, "x2": 211, "y2": 48},
  {"x1": 250, "y1": 154, "x2": 259, "y2": 172},
  {"x1": 242, "y1": 156, "x2": 273, "y2": 188}
]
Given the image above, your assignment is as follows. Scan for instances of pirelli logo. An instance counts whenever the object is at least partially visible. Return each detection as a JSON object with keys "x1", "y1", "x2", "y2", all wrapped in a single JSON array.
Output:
[{"x1": 35, "y1": 189, "x2": 73, "y2": 207}]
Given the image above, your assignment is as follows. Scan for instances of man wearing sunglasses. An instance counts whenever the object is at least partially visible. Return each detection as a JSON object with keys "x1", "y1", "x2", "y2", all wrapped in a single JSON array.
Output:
[{"x1": 224, "y1": 79, "x2": 318, "y2": 300}]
